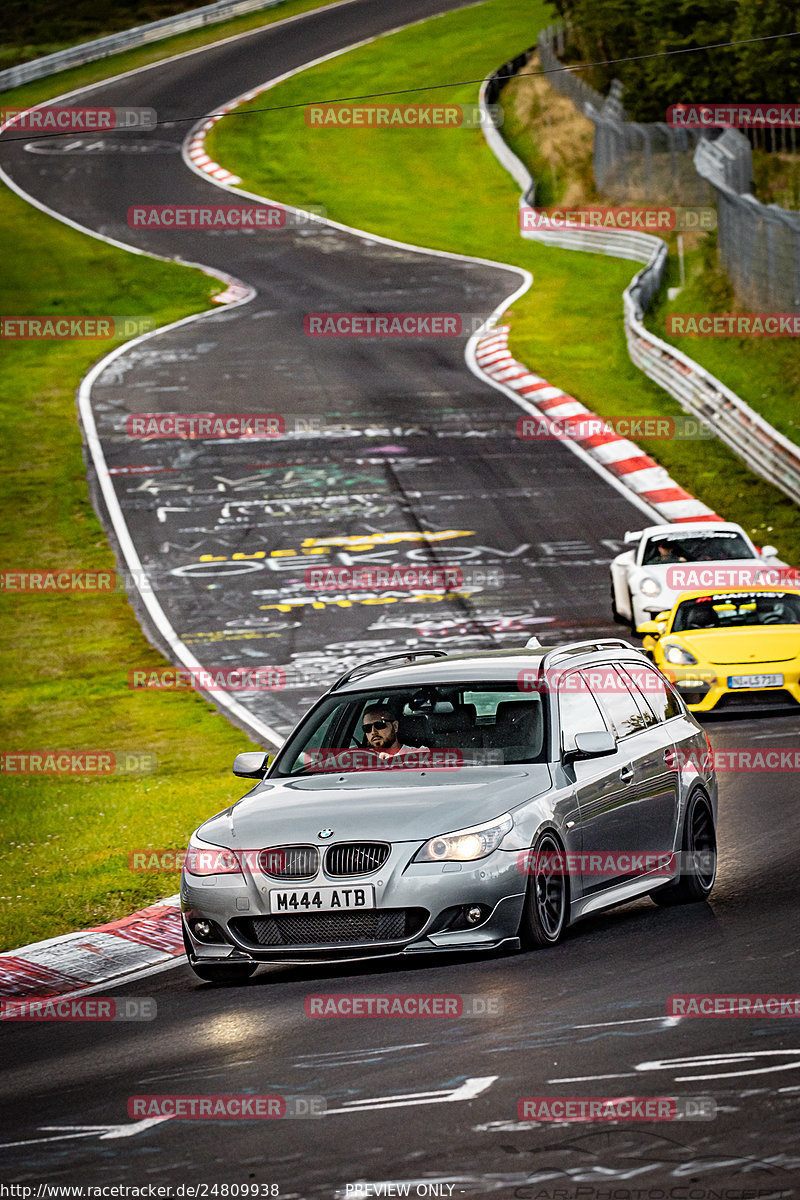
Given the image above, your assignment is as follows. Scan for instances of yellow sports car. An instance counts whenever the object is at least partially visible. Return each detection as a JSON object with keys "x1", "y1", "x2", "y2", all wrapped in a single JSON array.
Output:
[{"x1": 637, "y1": 586, "x2": 800, "y2": 712}]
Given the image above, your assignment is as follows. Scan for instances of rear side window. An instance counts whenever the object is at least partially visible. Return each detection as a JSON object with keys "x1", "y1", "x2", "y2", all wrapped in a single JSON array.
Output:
[
  {"x1": 557, "y1": 673, "x2": 609, "y2": 752},
  {"x1": 622, "y1": 664, "x2": 681, "y2": 722},
  {"x1": 592, "y1": 666, "x2": 650, "y2": 739},
  {"x1": 616, "y1": 663, "x2": 658, "y2": 728}
]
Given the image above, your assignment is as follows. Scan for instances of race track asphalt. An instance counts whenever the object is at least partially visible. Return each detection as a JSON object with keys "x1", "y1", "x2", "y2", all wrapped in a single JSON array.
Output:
[{"x1": 2, "y1": 1, "x2": 799, "y2": 1190}]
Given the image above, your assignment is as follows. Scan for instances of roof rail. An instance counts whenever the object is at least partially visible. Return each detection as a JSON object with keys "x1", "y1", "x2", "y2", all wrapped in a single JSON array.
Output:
[
  {"x1": 539, "y1": 638, "x2": 634, "y2": 674},
  {"x1": 330, "y1": 650, "x2": 450, "y2": 692}
]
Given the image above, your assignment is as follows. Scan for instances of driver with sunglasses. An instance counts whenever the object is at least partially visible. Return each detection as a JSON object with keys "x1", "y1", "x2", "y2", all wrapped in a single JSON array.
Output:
[{"x1": 361, "y1": 706, "x2": 428, "y2": 760}]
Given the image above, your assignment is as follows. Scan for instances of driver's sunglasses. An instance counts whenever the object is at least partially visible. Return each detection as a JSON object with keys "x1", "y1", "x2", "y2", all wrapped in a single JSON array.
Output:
[{"x1": 362, "y1": 720, "x2": 391, "y2": 732}]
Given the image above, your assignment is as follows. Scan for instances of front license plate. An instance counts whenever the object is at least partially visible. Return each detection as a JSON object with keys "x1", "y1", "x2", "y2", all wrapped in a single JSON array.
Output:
[
  {"x1": 728, "y1": 673, "x2": 783, "y2": 689},
  {"x1": 268, "y1": 885, "x2": 375, "y2": 914}
]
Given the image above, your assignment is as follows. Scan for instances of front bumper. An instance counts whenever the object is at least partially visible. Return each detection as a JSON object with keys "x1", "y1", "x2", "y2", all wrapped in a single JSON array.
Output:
[
  {"x1": 181, "y1": 845, "x2": 526, "y2": 964},
  {"x1": 663, "y1": 663, "x2": 800, "y2": 713}
]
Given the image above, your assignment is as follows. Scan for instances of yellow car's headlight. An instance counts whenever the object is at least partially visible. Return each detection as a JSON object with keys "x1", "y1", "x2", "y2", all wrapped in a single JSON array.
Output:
[{"x1": 662, "y1": 642, "x2": 698, "y2": 666}]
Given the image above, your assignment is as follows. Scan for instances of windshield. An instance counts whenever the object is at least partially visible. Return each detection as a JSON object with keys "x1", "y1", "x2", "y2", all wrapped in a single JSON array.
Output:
[
  {"x1": 672, "y1": 591, "x2": 800, "y2": 632},
  {"x1": 642, "y1": 532, "x2": 753, "y2": 566},
  {"x1": 274, "y1": 682, "x2": 548, "y2": 776}
]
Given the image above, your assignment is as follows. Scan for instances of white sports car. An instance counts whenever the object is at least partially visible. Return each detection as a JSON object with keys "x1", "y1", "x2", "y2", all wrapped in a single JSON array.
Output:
[{"x1": 610, "y1": 522, "x2": 779, "y2": 631}]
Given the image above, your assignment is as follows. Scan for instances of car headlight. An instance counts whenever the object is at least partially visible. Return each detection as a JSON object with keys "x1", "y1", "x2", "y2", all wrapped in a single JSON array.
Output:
[
  {"x1": 662, "y1": 642, "x2": 698, "y2": 666},
  {"x1": 413, "y1": 814, "x2": 513, "y2": 863},
  {"x1": 184, "y1": 833, "x2": 243, "y2": 877},
  {"x1": 640, "y1": 577, "x2": 661, "y2": 597}
]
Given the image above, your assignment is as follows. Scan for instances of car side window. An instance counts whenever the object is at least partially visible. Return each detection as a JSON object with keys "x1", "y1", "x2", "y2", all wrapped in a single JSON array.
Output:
[
  {"x1": 558, "y1": 673, "x2": 610, "y2": 752},
  {"x1": 591, "y1": 666, "x2": 650, "y2": 739},
  {"x1": 616, "y1": 664, "x2": 658, "y2": 728},
  {"x1": 623, "y1": 664, "x2": 681, "y2": 722}
]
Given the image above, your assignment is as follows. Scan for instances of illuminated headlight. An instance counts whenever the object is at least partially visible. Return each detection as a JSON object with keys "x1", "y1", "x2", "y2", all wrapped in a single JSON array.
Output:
[
  {"x1": 640, "y1": 577, "x2": 661, "y2": 597},
  {"x1": 184, "y1": 833, "x2": 243, "y2": 877},
  {"x1": 663, "y1": 642, "x2": 699, "y2": 666},
  {"x1": 414, "y1": 814, "x2": 513, "y2": 863}
]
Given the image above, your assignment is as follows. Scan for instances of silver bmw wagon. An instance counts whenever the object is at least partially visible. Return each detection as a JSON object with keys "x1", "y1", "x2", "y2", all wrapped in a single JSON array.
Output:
[{"x1": 181, "y1": 640, "x2": 717, "y2": 982}]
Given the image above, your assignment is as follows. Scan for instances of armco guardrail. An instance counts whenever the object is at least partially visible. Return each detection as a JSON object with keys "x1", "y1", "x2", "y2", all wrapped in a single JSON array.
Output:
[
  {"x1": 479, "y1": 59, "x2": 800, "y2": 509},
  {"x1": 0, "y1": 0, "x2": 284, "y2": 91}
]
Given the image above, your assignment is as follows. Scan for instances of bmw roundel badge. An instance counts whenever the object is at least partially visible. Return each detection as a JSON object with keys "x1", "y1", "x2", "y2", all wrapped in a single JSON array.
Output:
[{"x1": 318, "y1": 828, "x2": 334, "y2": 839}]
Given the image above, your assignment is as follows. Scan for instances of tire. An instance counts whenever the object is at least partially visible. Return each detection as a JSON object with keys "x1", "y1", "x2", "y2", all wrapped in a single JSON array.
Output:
[
  {"x1": 610, "y1": 582, "x2": 627, "y2": 626},
  {"x1": 520, "y1": 832, "x2": 569, "y2": 948},
  {"x1": 182, "y1": 923, "x2": 257, "y2": 983},
  {"x1": 651, "y1": 790, "x2": 716, "y2": 906}
]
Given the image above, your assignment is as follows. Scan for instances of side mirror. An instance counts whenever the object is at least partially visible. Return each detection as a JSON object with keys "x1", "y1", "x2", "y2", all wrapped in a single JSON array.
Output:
[
  {"x1": 233, "y1": 751, "x2": 272, "y2": 778},
  {"x1": 624, "y1": 530, "x2": 643, "y2": 545},
  {"x1": 760, "y1": 545, "x2": 778, "y2": 558},
  {"x1": 564, "y1": 730, "x2": 617, "y2": 763},
  {"x1": 637, "y1": 618, "x2": 667, "y2": 638}
]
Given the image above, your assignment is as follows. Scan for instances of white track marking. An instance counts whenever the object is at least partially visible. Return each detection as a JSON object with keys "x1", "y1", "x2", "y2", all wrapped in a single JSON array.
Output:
[
  {"x1": 574, "y1": 1016, "x2": 683, "y2": 1029},
  {"x1": 324, "y1": 1075, "x2": 496, "y2": 1114},
  {"x1": 0, "y1": 1116, "x2": 172, "y2": 1150},
  {"x1": 553, "y1": 1050, "x2": 800, "y2": 1084}
]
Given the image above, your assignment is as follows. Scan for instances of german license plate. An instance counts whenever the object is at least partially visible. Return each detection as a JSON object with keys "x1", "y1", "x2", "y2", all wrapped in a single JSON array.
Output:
[
  {"x1": 728, "y1": 673, "x2": 783, "y2": 689},
  {"x1": 268, "y1": 885, "x2": 375, "y2": 914}
]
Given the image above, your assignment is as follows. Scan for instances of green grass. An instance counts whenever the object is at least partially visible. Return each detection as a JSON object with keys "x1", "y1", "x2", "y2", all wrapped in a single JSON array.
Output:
[{"x1": 209, "y1": 0, "x2": 800, "y2": 565}]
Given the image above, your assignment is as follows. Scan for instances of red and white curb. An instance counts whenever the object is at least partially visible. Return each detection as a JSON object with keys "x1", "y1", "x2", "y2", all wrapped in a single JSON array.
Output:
[
  {"x1": 472, "y1": 327, "x2": 721, "y2": 524},
  {"x1": 186, "y1": 103, "x2": 242, "y2": 188},
  {"x1": 0, "y1": 897, "x2": 183, "y2": 999}
]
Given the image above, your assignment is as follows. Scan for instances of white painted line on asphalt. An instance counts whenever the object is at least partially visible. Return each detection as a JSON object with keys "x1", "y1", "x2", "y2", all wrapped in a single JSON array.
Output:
[
  {"x1": 324, "y1": 1075, "x2": 497, "y2": 1114},
  {"x1": 573, "y1": 1016, "x2": 682, "y2": 1029},
  {"x1": 0, "y1": 1116, "x2": 172, "y2": 1150},
  {"x1": 554, "y1": 1049, "x2": 800, "y2": 1085}
]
